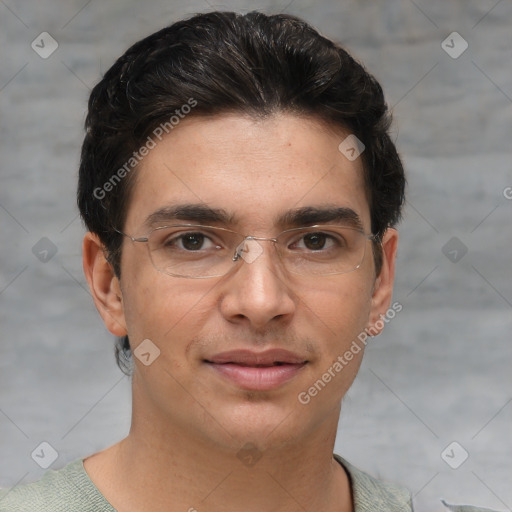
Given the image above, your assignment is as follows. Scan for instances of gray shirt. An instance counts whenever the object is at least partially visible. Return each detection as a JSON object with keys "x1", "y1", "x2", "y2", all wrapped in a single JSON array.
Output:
[{"x1": 0, "y1": 454, "x2": 499, "y2": 511}]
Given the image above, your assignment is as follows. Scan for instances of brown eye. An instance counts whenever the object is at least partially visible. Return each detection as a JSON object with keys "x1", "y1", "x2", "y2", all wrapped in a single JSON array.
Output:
[
  {"x1": 180, "y1": 233, "x2": 206, "y2": 251},
  {"x1": 303, "y1": 232, "x2": 328, "y2": 250},
  {"x1": 161, "y1": 231, "x2": 217, "y2": 252},
  {"x1": 292, "y1": 231, "x2": 339, "y2": 252}
]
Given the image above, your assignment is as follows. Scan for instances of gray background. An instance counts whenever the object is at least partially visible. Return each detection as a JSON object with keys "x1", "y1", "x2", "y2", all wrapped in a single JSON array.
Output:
[{"x1": 0, "y1": 1, "x2": 511, "y2": 511}]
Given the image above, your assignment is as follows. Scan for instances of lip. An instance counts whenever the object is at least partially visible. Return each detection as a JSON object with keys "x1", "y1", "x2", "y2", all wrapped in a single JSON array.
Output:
[{"x1": 205, "y1": 349, "x2": 308, "y2": 391}]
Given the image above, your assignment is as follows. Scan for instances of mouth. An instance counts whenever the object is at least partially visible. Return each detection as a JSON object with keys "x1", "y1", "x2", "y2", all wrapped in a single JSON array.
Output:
[{"x1": 204, "y1": 349, "x2": 308, "y2": 391}]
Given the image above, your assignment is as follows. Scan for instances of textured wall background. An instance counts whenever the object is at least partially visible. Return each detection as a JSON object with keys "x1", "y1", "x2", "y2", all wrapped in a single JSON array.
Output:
[{"x1": 0, "y1": 1, "x2": 511, "y2": 511}]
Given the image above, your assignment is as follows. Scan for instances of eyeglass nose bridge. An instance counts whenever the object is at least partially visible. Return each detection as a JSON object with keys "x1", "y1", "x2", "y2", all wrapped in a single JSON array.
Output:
[{"x1": 232, "y1": 235, "x2": 279, "y2": 262}]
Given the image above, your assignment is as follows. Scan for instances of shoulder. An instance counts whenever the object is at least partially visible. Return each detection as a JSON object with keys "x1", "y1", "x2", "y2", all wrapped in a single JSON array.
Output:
[
  {"x1": 440, "y1": 500, "x2": 504, "y2": 512},
  {"x1": 0, "y1": 459, "x2": 114, "y2": 512},
  {"x1": 334, "y1": 454, "x2": 413, "y2": 512},
  {"x1": 334, "y1": 454, "x2": 501, "y2": 512}
]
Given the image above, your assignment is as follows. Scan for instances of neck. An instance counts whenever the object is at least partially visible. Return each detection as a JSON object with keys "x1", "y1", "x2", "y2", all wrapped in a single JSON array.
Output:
[{"x1": 84, "y1": 384, "x2": 352, "y2": 512}]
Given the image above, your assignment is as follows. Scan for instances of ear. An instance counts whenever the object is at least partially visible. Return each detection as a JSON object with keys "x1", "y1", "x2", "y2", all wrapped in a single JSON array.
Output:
[
  {"x1": 82, "y1": 232, "x2": 127, "y2": 337},
  {"x1": 367, "y1": 228, "x2": 398, "y2": 335}
]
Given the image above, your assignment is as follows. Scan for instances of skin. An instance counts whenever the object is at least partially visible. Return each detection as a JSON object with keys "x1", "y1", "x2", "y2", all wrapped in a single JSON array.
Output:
[{"x1": 82, "y1": 113, "x2": 398, "y2": 512}]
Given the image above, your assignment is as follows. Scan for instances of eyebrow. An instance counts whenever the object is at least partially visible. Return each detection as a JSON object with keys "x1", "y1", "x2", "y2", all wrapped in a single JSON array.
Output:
[{"x1": 144, "y1": 203, "x2": 364, "y2": 231}]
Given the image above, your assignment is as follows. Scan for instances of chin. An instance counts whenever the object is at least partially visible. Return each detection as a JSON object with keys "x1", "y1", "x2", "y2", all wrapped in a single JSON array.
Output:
[{"x1": 210, "y1": 400, "x2": 309, "y2": 448}]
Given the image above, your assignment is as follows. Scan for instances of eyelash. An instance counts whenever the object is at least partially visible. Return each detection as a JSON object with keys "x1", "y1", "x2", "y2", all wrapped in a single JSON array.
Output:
[{"x1": 162, "y1": 231, "x2": 342, "y2": 252}]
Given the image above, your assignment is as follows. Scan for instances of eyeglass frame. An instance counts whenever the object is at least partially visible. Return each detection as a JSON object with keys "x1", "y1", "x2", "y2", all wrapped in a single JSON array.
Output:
[{"x1": 114, "y1": 223, "x2": 380, "y2": 279}]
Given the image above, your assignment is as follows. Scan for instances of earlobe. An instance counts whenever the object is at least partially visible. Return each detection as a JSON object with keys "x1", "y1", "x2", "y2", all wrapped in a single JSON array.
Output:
[
  {"x1": 82, "y1": 232, "x2": 127, "y2": 337},
  {"x1": 367, "y1": 228, "x2": 398, "y2": 335}
]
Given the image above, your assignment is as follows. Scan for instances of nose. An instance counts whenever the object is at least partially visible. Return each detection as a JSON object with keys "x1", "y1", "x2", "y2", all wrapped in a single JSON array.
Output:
[{"x1": 219, "y1": 238, "x2": 296, "y2": 331}]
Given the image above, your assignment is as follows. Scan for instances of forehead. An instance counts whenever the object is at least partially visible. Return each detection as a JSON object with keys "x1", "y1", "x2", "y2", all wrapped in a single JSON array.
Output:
[{"x1": 125, "y1": 113, "x2": 370, "y2": 232}]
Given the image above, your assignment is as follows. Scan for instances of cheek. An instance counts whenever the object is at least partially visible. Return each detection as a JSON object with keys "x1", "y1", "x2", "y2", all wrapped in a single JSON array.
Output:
[
  {"x1": 302, "y1": 278, "x2": 374, "y2": 400},
  {"x1": 118, "y1": 256, "x2": 167, "y2": 346},
  {"x1": 121, "y1": 267, "x2": 215, "y2": 355},
  {"x1": 302, "y1": 276, "x2": 374, "y2": 338}
]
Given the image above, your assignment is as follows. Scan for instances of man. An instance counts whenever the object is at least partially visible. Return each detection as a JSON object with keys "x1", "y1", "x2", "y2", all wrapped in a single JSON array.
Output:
[{"x1": 0, "y1": 10, "x2": 498, "y2": 512}]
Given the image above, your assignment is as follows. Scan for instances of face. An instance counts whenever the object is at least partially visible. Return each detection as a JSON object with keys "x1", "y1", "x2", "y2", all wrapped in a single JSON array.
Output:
[{"x1": 85, "y1": 112, "x2": 397, "y2": 452}]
